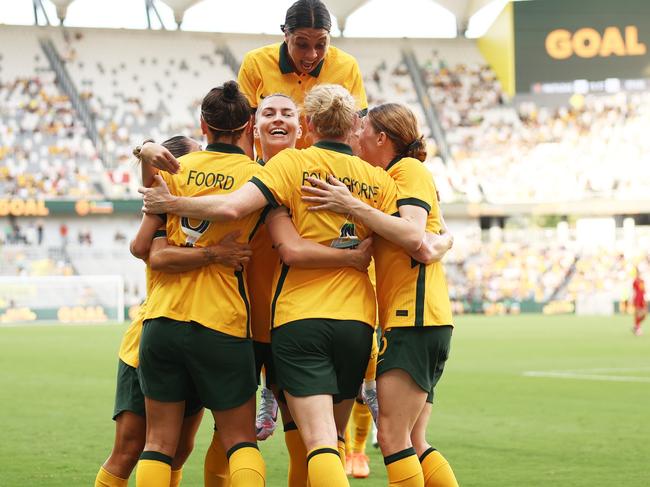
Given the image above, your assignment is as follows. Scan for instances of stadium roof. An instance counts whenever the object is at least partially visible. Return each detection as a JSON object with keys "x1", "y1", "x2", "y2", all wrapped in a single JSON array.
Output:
[{"x1": 5, "y1": 0, "x2": 503, "y2": 37}]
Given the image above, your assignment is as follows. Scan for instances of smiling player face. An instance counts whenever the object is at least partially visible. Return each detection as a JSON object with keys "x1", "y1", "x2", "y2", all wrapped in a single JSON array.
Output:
[
  {"x1": 284, "y1": 28, "x2": 330, "y2": 75},
  {"x1": 254, "y1": 95, "x2": 301, "y2": 160}
]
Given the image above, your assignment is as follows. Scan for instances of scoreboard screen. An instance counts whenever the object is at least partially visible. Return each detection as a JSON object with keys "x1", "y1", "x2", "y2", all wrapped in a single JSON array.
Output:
[{"x1": 514, "y1": 0, "x2": 650, "y2": 94}]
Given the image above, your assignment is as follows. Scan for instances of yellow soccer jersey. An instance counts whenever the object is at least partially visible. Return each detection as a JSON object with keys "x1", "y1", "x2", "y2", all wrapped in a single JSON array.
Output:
[
  {"x1": 118, "y1": 298, "x2": 146, "y2": 368},
  {"x1": 250, "y1": 141, "x2": 397, "y2": 329},
  {"x1": 247, "y1": 219, "x2": 279, "y2": 344},
  {"x1": 238, "y1": 42, "x2": 367, "y2": 150},
  {"x1": 118, "y1": 243, "x2": 165, "y2": 367},
  {"x1": 373, "y1": 157, "x2": 453, "y2": 330},
  {"x1": 144, "y1": 143, "x2": 264, "y2": 338}
]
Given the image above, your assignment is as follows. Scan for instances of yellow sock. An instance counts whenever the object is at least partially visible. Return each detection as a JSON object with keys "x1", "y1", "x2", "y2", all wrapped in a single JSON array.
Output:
[
  {"x1": 95, "y1": 466, "x2": 128, "y2": 487},
  {"x1": 420, "y1": 448, "x2": 458, "y2": 487},
  {"x1": 169, "y1": 468, "x2": 182, "y2": 487},
  {"x1": 227, "y1": 443, "x2": 265, "y2": 487},
  {"x1": 385, "y1": 448, "x2": 424, "y2": 487},
  {"x1": 284, "y1": 422, "x2": 308, "y2": 487},
  {"x1": 205, "y1": 429, "x2": 230, "y2": 487},
  {"x1": 344, "y1": 422, "x2": 352, "y2": 456},
  {"x1": 135, "y1": 452, "x2": 172, "y2": 487},
  {"x1": 307, "y1": 447, "x2": 349, "y2": 487},
  {"x1": 364, "y1": 330, "x2": 379, "y2": 381},
  {"x1": 351, "y1": 399, "x2": 372, "y2": 454},
  {"x1": 337, "y1": 436, "x2": 347, "y2": 468}
]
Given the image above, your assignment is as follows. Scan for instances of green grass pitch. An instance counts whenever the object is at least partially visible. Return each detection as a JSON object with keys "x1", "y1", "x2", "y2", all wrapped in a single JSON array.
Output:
[{"x1": 1, "y1": 314, "x2": 649, "y2": 486}]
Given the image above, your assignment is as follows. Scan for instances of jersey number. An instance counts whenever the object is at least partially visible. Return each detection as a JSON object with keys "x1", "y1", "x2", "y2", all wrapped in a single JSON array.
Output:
[{"x1": 180, "y1": 217, "x2": 211, "y2": 247}]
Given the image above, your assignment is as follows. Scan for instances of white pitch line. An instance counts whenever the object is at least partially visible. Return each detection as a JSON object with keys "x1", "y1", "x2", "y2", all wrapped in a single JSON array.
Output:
[
  {"x1": 559, "y1": 367, "x2": 650, "y2": 373},
  {"x1": 522, "y1": 371, "x2": 650, "y2": 383}
]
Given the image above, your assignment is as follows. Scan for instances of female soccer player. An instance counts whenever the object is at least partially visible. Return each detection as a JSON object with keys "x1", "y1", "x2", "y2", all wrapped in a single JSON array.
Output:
[
  {"x1": 238, "y1": 0, "x2": 367, "y2": 151},
  {"x1": 95, "y1": 136, "x2": 252, "y2": 487},
  {"x1": 632, "y1": 268, "x2": 646, "y2": 336},
  {"x1": 139, "y1": 84, "x2": 421, "y2": 487},
  {"x1": 301, "y1": 103, "x2": 458, "y2": 487},
  {"x1": 137, "y1": 0, "x2": 367, "y2": 170},
  {"x1": 247, "y1": 92, "x2": 374, "y2": 487},
  {"x1": 134, "y1": 82, "x2": 270, "y2": 487}
]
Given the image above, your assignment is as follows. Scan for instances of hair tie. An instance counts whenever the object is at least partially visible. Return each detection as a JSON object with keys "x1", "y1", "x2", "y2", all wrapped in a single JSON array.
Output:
[
  {"x1": 201, "y1": 115, "x2": 248, "y2": 133},
  {"x1": 406, "y1": 138, "x2": 421, "y2": 152}
]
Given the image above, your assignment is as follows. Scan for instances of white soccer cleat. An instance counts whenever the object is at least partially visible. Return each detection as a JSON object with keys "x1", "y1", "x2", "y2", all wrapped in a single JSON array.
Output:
[
  {"x1": 255, "y1": 387, "x2": 279, "y2": 441},
  {"x1": 362, "y1": 386, "x2": 379, "y2": 425}
]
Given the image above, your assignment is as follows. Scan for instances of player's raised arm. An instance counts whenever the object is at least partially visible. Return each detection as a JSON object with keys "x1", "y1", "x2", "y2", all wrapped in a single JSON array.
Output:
[
  {"x1": 140, "y1": 176, "x2": 267, "y2": 222},
  {"x1": 302, "y1": 175, "x2": 426, "y2": 253},
  {"x1": 130, "y1": 213, "x2": 164, "y2": 260}
]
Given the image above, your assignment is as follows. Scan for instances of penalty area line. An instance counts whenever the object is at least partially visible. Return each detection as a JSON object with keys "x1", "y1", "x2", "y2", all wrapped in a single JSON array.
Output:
[{"x1": 522, "y1": 371, "x2": 650, "y2": 383}]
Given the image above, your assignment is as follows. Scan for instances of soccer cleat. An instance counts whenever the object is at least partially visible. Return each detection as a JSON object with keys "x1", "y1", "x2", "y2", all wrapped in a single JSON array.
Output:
[
  {"x1": 351, "y1": 452, "x2": 370, "y2": 479},
  {"x1": 634, "y1": 327, "x2": 643, "y2": 336},
  {"x1": 255, "y1": 387, "x2": 278, "y2": 440},
  {"x1": 362, "y1": 386, "x2": 379, "y2": 424},
  {"x1": 345, "y1": 455, "x2": 353, "y2": 476}
]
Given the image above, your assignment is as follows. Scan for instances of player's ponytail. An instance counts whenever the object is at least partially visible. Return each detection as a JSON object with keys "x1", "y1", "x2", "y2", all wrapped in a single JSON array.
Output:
[
  {"x1": 368, "y1": 103, "x2": 427, "y2": 162},
  {"x1": 282, "y1": 0, "x2": 332, "y2": 33},
  {"x1": 161, "y1": 135, "x2": 198, "y2": 159},
  {"x1": 200, "y1": 81, "x2": 251, "y2": 141},
  {"x1": 303, "y1": 84, "x2": 357, "y2": 139}
]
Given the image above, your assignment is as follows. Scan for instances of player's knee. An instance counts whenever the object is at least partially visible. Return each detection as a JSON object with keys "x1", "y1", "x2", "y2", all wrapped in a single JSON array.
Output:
[
  {"x1": 173, "y1": 438, "x2": 195, "y2": 467},
  {"x1": 377, "y1": 420, "x2": 408, "y2": 453},
  {"x1": 111, "y1": 443, "x2": 142, "y2": 472}
]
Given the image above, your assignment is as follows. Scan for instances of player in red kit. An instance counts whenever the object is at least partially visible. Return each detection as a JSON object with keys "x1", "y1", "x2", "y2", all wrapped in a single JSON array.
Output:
[{"x1": 632, "y1": 269, "x2": 646, "y2": 336}]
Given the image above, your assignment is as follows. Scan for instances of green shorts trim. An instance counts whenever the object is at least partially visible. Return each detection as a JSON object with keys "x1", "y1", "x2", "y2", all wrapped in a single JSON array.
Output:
[
  {"x1": 254, "y1": 341, "x2": 276, "y2": 387},
  {"x1": 271, "y1": 319, "x2": 373, "y2": 403},
  {"x1": 139, "y1": 318, "x2": 257, "y2": 411},
  {"x1": 377, "y1": 326, "x2": 452, "y2": 404},
  {"x1": 113, "y1": 359, "x2": 202, "y2": 419},
  {"x1": 113, "y1": 359, "x2": 145, "y2": 419}
]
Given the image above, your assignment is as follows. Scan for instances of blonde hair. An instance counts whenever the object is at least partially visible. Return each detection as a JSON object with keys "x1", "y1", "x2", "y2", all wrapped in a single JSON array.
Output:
[
  {"x1": 303, "y1": 84, "x2": 357, "y2": 139},
  {"x1": 368, "y1": 103, "x2": 426, "y2": 162}
]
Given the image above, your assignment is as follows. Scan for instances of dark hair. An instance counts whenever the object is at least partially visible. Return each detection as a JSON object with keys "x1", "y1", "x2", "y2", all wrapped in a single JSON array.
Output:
[
  {"x1": 161, "y1": 135, "x2": 196, "y2": 158},
  {"x1": 368, "y1": 103, "x2": 427, "y2": 162},
  {"x1": 201, "y1": 80, "x2": 251, "y2": 140},
  {"x1": 282, "y1": 0, "x2": 332, "y2": 33}
]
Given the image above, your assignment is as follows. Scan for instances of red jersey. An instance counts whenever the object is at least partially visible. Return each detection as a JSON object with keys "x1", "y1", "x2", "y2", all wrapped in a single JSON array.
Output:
[{"x1": 633, "y1": 277, "x2": 646, "y2": 308}]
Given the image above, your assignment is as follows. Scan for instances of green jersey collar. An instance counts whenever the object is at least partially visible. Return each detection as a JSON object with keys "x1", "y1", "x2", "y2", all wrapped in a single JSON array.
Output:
[
  {"x1": 314, "y1": 140, "x2": 354, "y2": 156},
  {"x1": 279, "y1": 42, "x2": 324, "y2": 78},
  {"x1": 205, "y1": 142, "x2": 245, "y2": 155}
]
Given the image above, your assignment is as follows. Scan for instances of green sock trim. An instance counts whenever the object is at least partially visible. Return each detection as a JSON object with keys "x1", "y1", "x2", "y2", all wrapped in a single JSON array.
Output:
[
  {"x1": 226, "y1": 441, "x2": 258, "y2": 459},
  {"x1": 384, "y1": 447, "x2": 417, "y2": 466},
  {"x1": 140, "y1": 451, "x2": 172, "y2": 465},
  {"x1": 307, "y1": 447, "x2": 339, "y2": 462},
  {"x1": 419, "y1": 447, "x2": 437, "y2": 462}
]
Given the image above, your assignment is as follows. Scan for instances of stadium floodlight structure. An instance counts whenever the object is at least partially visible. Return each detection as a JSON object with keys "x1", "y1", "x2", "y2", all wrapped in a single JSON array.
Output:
[
  {"x1": 49, "y1": 0, "x2": 72, "y2": 25},
  {"x1": 162, "y1": 0, "x2": 201, "y2": 29}
]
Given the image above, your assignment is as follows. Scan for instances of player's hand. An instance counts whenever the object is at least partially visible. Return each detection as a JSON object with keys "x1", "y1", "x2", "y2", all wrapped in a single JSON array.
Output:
[
  {"x1": 409, "y1": 230, "x2": 453, "y2": 264},
  {"x1": 141, "y1": 142, "x2": 180, "y2": 174},
  {"x1": 301, "y1": 175, "x2": 356, "y2": 213},
  {"x1": 139, "y1": 175, "x2": 175, "y2": 214},
  {"x1": 207, "y1": 231, "x2": 253, "y2": 271},
  {"x1": 349, "y1": 236, "x2": 373, "y2": 272}
]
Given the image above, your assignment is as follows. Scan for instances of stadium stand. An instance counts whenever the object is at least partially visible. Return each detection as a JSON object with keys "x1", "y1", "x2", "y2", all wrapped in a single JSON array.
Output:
[
  {"x1": 0, "y1": 28, "x2": 104, "y2": 199},
  {"x1": 2, "y1": 24, "x2": 649, "y2": 317}
]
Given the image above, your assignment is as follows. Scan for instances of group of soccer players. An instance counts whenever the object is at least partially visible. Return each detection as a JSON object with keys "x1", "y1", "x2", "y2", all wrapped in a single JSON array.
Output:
[{"x1": 94, "y1": 1, "x2": 460, "y2": 486}]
